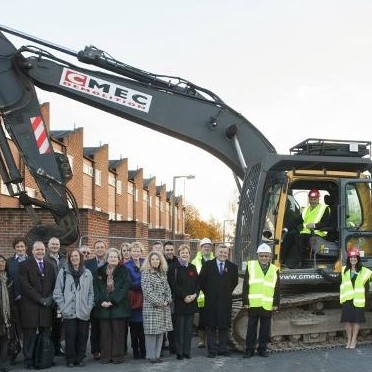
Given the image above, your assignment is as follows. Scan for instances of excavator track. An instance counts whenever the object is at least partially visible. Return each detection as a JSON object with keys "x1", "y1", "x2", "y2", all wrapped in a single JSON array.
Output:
[{"x1": 229, "y1": 291, "x2": 372, "y2": 352}]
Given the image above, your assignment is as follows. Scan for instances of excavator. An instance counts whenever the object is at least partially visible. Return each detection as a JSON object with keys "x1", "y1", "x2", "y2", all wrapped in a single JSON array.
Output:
[{"x1": 1, "y1": 25, "x2": 372, "y2": 351}]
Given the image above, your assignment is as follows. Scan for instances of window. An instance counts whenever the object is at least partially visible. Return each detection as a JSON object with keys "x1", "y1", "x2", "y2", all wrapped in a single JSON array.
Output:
[
  {"x1": 128, "y1": 182, "x2": 134, "y2": 195},
  {"x1": 108, "y1": 175, "x2": 116, "y2": 186},
  {"x1": 83, "y1": 163, "x2": 94, "y2": 176},
  {"x1": 116, "y1": 180, "x2": 122, "y2": 195},
  {"x1": 95, "y1": 170, "x2": 102, "y2": 186}
]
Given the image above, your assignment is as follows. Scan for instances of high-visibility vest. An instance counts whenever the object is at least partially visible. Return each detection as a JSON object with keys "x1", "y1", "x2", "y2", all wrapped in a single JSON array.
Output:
[
  {"x1": 340, "y1": 266, "x2": 372, "y2": 307},
  {"x1": 246, "y1": 260, "x2": 279, "y2": 311},
  {"x1": 191, "y1": 251, "x2": 214, "y2": 308},
  {"x1": 301, "y1": 203, "x2": 328, "y2": 237}
]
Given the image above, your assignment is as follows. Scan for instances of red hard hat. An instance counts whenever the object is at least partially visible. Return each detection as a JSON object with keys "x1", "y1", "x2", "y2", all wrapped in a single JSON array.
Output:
[
  {"x1": 308, "y1": 189, "x2": 320, "y2": 198},
  {"x1": 347, "y1": 247, "x2": 360, "y2": 257}
]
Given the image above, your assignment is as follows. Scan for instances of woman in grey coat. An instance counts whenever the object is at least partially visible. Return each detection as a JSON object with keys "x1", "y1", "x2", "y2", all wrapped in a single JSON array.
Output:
[
  {"x1": 53, "y1": 249, "x2": 94, "y2": 367},
  {"x1": 141, "y1": 251, "x2": 173, "y2": 363}
]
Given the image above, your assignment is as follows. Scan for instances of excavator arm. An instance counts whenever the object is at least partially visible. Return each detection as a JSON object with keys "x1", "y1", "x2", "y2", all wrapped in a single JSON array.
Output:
[{"x1": 0, "y1": 26, "x2": 275, "y2": 246}]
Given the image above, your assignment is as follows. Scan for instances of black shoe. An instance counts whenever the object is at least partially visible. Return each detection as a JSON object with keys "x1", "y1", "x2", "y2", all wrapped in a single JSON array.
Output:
[
  {"x1": 67, "y1": 362, "x2": 74, "y2": 368},
  {"x1": 183, "y1": 354, "x2": 191, "y2": 359},
  {"x1": 217, "y1": 350, "x2": 231, "y2": 357},
  {"x1": 55, "y1": 347, "x2": 65, "y2": 356},
  {"x1": 207, "y1": 352, "x2": 216, "y2": 358},
  {"x1": 10, "y1": 357, "x2": 16, "y2": 366},
  {"x1": 243, "y1": 350, "x2": 255, "y2": 358},
  {"x1": 258, "y1": 350, "x2": 269, "y2": 357},
  {"x1": 177, "y1": 354, "x2": 184, "y2": 360}
]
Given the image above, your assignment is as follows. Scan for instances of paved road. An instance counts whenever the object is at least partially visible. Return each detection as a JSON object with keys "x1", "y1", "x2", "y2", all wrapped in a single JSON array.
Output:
[{"x1": 7, "y1": 341, "x2": 372, "y2": 372}]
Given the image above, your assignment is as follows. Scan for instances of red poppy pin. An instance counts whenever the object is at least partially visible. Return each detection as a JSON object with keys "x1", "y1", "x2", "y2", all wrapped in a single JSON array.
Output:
[{"x1": 189, "y1": 271, "x2": 194, "y2": 277}]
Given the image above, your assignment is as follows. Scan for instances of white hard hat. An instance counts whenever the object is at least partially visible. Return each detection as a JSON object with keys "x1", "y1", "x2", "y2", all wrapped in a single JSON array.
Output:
[
  {"x1": 256, "y1": 243, "x2": 272, "y2": 254},
  {"x1": 200, "y1": 238, "x2": 212, "y2": 246}
]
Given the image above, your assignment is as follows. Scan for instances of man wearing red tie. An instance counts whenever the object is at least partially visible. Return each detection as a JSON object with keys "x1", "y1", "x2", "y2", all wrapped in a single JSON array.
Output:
[
  {"x1": 18, "y1": 241, "x2": 56, "y2": 369},
  {"x1": 199, "y1": 244, "x2": 238, "y2": 358}
]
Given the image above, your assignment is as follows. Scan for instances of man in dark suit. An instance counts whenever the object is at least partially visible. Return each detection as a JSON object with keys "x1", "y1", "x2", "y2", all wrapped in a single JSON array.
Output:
[
  {"x1": 18, "y1": 241, "x2": 56, "y2": 369},
  {"x1": 85, "y1": 240, "x2": 107, "y2": 360},
  {"x1": 199, "y1": 243, "x2": 238, "y2": 358}
]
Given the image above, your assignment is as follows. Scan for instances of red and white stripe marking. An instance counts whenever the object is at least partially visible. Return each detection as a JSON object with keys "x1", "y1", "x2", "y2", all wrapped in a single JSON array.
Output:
[{"x1": 31, "y1": 116, "x2": 51, "y2": 154}]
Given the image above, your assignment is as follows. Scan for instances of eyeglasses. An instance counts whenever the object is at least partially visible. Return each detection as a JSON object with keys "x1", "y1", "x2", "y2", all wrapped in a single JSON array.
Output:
[
  {"x1": 81, "y1": 251, "x2": 90, "y2": 255},
  {"x1": 259, "y1": 254, "x2": 270, "y2": 258}
]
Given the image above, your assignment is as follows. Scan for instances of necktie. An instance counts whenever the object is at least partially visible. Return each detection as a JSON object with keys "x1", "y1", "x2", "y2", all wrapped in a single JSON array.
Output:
[
  {"x1": 219, "y1": 262, "x2": 224, "y2": 275},
  {"x1": 38, "y1": 261, "x2": 44, "y2": 274}
]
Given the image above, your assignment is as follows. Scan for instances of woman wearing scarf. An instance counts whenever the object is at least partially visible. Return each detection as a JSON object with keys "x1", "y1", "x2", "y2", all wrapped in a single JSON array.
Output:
[
  {"x1": 0, "y1": 254, "x2": 16, "y2": 371},
  {"x1": 168, "y1": 244, "x2": 199, "y2": 360},
  {"x1": 141, "y1": 251, "x2": 173, "y2": 363},
  {"x1": 94, "y1": 248, "x2": 131, "y2": 364},
  {"x1": 53, "y1": 249, "x2": 94, "y2": 367}
]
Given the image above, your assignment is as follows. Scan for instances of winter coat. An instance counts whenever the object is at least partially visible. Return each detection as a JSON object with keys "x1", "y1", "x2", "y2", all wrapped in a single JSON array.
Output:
[
  {"x1": 18, "y1": 258, "x2": 56, "y2": 328},
  {"x1": 125, "y1": 259, "x2": 144, "y2": 322},
  {"x1": 6, "y1": 255, "x2": 29, "y2": 300},
  {"x1": 141, "y1": 269, "x2": 173, "y2": 335},
  {"x1": 168, "y1": 261, "x2": 199, "y2": 315},
  {"x1": 199, "y1": 258, "x2": 238, "y2": 328},
  {"x1": 93, "y1": 264, "x2": 131, "y2": 319},
  {"x1": 53, "y1": 266, "x2": 95, "y2": 321}
]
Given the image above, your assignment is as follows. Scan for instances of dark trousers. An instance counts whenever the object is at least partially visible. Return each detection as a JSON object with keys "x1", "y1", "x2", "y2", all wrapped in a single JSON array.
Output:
[
  {"x1": 129, "y1": 322, "x2": 145, "y2": 358},
  {"x1": 51, "y1": 307, "x2": 63, "y2": 350},
  {"x1": 100, "y1": 319, "x2": 126, "y2": 362},
  {"x1": 167, "y1": 313, "x2": 176, "y2": 353},
  {"x1": 207, "y1": 327, "x2": 228, "y2": 353},
  {"x1": 22, "y1": 327, "x2": 50, "y2": 366},
  {"x1": 64, "y1": 318, "x2": 89, "y2": 363},
  {"x1": 245, "y1": 314, "x2": 271, "y2": 352},
  {"x1": 89, "y1": 317, "x2": 100, "y2": 355},
  {"x1": 175, "y1": 314, "x2": 194, "y2": 356}
]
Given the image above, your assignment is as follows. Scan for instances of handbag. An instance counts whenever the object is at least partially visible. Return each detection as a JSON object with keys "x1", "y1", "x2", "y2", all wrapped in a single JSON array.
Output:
[
  {"x1": 7, "y1": 323, "x2": 21, "y2": 358},
  {"x1": 128, "y1": 290, "x2": 143, "y2": 310}
]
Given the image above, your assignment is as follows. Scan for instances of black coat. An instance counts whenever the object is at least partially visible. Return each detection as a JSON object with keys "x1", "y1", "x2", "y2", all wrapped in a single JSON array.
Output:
[
  {"x1": 168, "y1": 261, "x2": 199, "y2": 315},
  {"x1": 199, "y1": 259, "x2": 238, "y2": 328},
  {"x1": 18, "y1": 258, "x2": 56, "y2": 328}
]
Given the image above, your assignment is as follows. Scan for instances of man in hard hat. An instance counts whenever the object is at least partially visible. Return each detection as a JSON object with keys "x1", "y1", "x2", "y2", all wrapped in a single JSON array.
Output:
[
  {"x1": 282, "y1": 189, "x2": 331, "y2": 268},
  {"x1": 242, "y1": 243, "x2": 280, "y2": 358},
  {"x1": 191, "y1": 238, "x2": 214, "y2": 348},
  {"x1": 200, "y1": 244, "x2": 239, "y2": 358}
]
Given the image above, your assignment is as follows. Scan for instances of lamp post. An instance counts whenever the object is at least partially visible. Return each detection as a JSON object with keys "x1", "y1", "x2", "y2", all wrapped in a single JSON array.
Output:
[
  {"x1": 223, "y1": 219, "x2": 235, "y2": 243},
  {"x1": 172, "y1": 174, "x2": 195, "y2": 241}
]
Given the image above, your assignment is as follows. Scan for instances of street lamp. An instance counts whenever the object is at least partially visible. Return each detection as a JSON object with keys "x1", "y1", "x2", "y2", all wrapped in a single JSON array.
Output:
[
  {"x1": 172, "y1": 174, "x2": 195, "y2": 241},
  {"x1": 223, "y1": 219, "x2": 235, "y2": 243}
]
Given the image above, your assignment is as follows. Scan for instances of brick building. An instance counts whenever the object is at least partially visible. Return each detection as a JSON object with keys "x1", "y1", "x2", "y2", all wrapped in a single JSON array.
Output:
[{"x1": 0, "y1": 103, "x2": 188, "y2": 256}]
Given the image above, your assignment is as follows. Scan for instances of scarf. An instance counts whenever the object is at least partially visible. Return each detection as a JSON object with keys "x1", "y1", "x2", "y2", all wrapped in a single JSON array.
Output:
[
  {"x1": 69, "y1": 263, "x2": 84, "y2": 288},
  {"x1": 0, "y1": 272, "x2": 11, "y2": 328},
  {"x1": 106, "y1": 266, "x2": 115, "y2": 293}
]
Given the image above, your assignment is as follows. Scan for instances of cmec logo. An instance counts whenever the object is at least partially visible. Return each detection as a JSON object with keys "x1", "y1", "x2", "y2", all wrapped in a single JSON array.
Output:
[{"x1": 60, "y1": 68, "x2": 152, "y2": 113}]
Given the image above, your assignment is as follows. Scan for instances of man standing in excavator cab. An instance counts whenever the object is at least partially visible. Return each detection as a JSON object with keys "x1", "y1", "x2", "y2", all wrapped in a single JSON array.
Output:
[{"x1": 282, "y1": 189, "x2": 330, "y2": 268}]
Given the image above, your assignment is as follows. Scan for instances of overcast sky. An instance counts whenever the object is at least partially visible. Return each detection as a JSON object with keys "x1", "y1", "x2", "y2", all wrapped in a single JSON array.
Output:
[{"x1": 2, "y1": 1, "x2": 372, "y2": 223}]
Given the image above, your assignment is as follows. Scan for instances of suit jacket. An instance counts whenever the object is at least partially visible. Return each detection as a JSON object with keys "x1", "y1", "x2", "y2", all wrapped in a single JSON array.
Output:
[
  {"x1": 85, "y1": 258, "x2": 100, "y2": 276},
  {"x1": 18, "y1": 257, "x2": 56, "y2": 328},
  {"x1": 6, "y1": 255, "x2": 30, "y2": 300},
  {"x1": 199, "y1": 258, "x2": 238, "y2": 328}
]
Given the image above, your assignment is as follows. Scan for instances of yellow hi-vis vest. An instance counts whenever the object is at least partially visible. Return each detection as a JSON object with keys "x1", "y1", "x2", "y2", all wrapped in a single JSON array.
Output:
[
  {"x1": 340, "y1": 266, "x2": 372, "y2": 307},
  {"x1": 301, "y1": 203, "x2": 328, "y2": 237},
  {"x1": 192, "y1": 251, "x2": 214, "y2": 308},
  {"x1": 247, "y1": 260, "x2": 279, "y2": 311}
]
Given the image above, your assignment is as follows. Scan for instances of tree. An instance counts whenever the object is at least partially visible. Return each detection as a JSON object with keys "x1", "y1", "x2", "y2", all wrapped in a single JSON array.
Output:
[{"x1": 185, "y1": 204, "x2": 222, "y2": 241}]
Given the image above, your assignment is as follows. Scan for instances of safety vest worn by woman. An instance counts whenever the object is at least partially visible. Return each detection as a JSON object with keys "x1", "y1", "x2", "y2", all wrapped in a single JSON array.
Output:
[
  {"x1": 340, "y1": 266, "x2": 372, "y2": 307},
  {"x1": 246, "y1": 260, "x2": 279, "y2": 311},
  {"x1": 191, "y1": 251, "x2": 214, "y2": 308},
  {"x1": 301, "y1": 203, "x2": 328, "y2": 237}
]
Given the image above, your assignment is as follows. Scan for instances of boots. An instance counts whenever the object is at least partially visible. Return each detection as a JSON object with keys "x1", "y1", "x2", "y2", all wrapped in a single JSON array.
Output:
[{"x1": 198, "y1": 330, "x2": 206, "y2": 348}]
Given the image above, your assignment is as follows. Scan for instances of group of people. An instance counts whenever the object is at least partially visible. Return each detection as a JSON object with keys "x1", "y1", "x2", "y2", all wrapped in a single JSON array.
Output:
[{"x1": 0, "y1": 228, "x2": 371, "y2": 370}]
